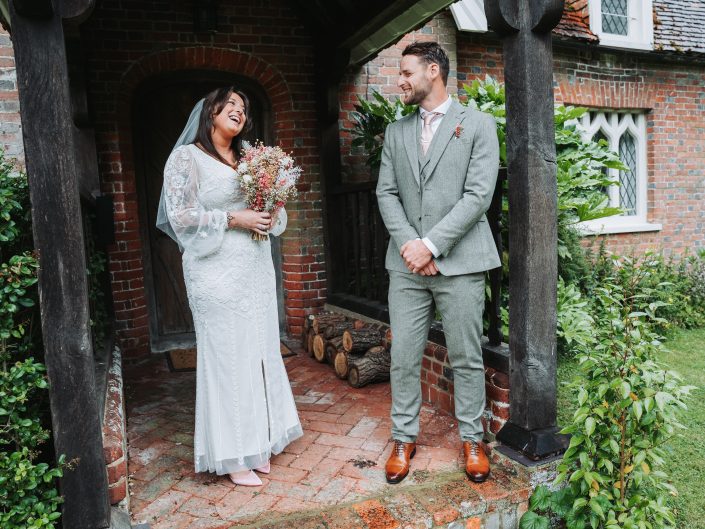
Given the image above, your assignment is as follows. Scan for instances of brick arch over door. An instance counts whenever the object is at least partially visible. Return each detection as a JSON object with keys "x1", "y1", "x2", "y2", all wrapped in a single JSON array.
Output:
[{"x1": 105, "y1": 47, "x2": 315, "y2": 358}]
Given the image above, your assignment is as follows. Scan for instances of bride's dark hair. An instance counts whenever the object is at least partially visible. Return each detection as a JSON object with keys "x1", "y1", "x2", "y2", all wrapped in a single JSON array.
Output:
[{"x1": 195, "y1": 86, "x2": 252, "y2": 165}]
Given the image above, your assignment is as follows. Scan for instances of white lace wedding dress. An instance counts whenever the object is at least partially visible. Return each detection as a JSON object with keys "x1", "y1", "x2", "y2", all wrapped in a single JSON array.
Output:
[{"x1": 163, "y1": 144, "x2": 303, "y2": 475}]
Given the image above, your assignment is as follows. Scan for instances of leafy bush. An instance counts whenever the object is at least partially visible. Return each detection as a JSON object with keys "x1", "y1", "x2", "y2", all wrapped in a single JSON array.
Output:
[
  {"x1": 686, "y1": 249, "x2": 705, "y2": 312},
  {"x1": 522, "y1": 265, "x2": 694, "y2": 529},
  {"x1": 556, "y1": 278, "x2": 594, "y2": 356},
  {"x1": 0, "y1": 151, "x2": 63, "y2": 528},
  {"x1": 584, "y1": 248, "x2": 705, "y2": 334}
]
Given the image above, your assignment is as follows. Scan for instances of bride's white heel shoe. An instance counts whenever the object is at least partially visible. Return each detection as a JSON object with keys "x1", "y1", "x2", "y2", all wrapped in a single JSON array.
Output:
[
  {"x1": 228, "y1": 470, "x2": 262, "y2": 486},
  {"x1": 254, "y1": 461, "x2": 270, "y2": 474}
]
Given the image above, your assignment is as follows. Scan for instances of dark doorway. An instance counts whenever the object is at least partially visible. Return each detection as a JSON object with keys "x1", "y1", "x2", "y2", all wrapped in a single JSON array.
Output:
[{"x1": 133, "y1": 71, "x2": 281, "y2": 352}]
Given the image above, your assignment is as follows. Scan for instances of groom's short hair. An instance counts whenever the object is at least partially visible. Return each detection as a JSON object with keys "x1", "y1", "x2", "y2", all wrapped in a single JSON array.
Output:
[{"x1": 402, "y1": 42, "x2": 450, "y2": 86}]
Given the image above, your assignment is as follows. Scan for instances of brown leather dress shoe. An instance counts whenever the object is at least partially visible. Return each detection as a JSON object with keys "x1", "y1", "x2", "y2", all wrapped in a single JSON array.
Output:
[
  {"x1": 463, "y1": 441, "x2": 490, "y2": 483},
  {"x1": 385, "y1": 440, "x2": 416, "y2": 484}
]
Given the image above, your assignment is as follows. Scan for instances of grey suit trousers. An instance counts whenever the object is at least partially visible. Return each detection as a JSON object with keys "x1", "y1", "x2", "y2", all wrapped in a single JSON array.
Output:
[{"x1": 388, "y1": 269, "x2": 486, "y2": 443}]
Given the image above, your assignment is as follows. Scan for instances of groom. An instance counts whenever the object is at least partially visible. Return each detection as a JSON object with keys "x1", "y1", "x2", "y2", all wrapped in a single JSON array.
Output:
[{"x1": 376, "y1": 42, "x2": 500, "y2": 484}]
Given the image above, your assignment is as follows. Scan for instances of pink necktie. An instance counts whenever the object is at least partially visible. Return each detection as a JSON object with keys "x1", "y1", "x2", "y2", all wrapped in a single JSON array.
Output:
[{"x1": 420, "y1": 112, "x2": 442, "y2": 155}]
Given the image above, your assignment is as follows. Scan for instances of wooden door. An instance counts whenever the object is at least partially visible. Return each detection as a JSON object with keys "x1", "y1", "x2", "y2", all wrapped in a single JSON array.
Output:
[{"x1": 133, "y1": 72, "x2": 274, "y2": 351}]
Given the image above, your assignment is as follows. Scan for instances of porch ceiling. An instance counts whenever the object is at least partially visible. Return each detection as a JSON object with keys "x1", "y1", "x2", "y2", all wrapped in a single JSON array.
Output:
[
  {"x1": 0, "y1": 0, "x2": 457, "y2": 66},
  {"x1": 292, "y1": 0, "x2": 457, "y2": 65}
]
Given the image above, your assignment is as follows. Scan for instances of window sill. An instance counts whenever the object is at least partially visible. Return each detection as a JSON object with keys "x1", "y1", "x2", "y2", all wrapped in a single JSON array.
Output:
[
  {"x1": 595, "y1": 37, "x2": 654, "y2": 52},
  {"x1": 578, "y1": 219, "x2": 662, "y2": 235}
]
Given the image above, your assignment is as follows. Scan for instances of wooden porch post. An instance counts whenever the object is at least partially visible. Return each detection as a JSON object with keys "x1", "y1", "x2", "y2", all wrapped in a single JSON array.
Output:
[
  {"x1": 484, "y1": 0, "x2": 569, "y2": 460},
  {"x1": 9, "y1": 0, "x2": 110, "y2": 527}
]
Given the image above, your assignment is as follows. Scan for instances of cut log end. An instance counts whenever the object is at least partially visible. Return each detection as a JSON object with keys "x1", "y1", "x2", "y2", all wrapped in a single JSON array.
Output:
[
  {"x1": 312, "y1": 334, "x2": 326, "y2": 362},
  {"x1": 342, "y1": 328, "x2": 383, "y2": 353}
]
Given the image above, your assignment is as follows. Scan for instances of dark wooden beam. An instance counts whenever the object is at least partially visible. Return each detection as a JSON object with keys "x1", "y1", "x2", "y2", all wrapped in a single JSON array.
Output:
[
  {"x1": 337, "y1": 0, "x2": 429, "y2": 48},
  {"x1": 59, "y1": 0, "x2": 95, "y2": 23},
  {"x1": 9, "y1": 1, "x2": 110, "y2": 527},
  {"x1": 12, "y1": 0, "x2": 51, "y2": 18},
  {"x1": 292, "y1": 0, "x2": 456, "y2": 66},
  {"x1": 485, "y1": 0, "x2": 569, "y2": 461}
]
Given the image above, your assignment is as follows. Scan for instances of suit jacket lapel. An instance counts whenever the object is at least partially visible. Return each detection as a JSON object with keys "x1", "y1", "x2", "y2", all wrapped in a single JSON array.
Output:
[
  {"x1": 423, "y1": 101, "x2": 465, "y2": 182},
  {"x1": 403, "y1": 111, "x2": 421, "y2": 186}
]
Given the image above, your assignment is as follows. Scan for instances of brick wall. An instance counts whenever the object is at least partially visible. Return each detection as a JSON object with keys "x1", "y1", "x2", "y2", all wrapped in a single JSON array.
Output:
[
  {"x1": 78, "y1": 0, "x2": 326, "y2": 356},
  {"x1": 422, "y1": 341, "x2": 510, "y2": 437},
  {"x1": 0, "y1": 26, "x2": 24, "y2": 169}
]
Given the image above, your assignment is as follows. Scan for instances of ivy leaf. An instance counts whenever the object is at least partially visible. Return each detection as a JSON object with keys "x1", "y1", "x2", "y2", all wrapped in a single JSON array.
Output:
[
  {"x1": 529, "y1": 485, "x2": 552, "y2": 511},
  {"x1": 520, "y1": 511, "x2": 550, "y2": 529}
]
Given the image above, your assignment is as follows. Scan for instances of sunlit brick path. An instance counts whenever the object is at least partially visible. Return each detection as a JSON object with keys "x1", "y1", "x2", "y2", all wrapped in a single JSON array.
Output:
[{"x1": 125, "y1": 342, "x2": 531, "y2": 528}]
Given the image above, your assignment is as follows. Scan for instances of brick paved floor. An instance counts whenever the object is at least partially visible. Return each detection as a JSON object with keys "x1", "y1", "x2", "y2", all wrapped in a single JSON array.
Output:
[{"x1": 125, "y1": 343, "x2": 530, "y2": 528}]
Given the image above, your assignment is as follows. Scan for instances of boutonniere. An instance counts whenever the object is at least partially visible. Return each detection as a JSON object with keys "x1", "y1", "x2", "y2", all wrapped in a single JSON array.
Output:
[{"x1": 454, "y1": 125, "x2": 463, "y2": 138}]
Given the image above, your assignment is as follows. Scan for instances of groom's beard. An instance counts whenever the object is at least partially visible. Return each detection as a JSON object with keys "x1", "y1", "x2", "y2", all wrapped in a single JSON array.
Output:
[{"x1": 403, "y1": 83, "x2": 431, "y2": 106}]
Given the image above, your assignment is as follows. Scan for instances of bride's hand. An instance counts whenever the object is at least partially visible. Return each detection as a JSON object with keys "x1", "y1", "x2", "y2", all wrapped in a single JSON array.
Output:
[{"x1": 229, "y1": 209, "x2": 272, "y2": 235}]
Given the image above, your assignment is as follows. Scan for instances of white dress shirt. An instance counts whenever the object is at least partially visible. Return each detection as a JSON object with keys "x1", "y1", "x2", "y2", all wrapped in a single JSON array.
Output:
[{"x1": 418, "y1": 95, "x2": 452, "y2": 258}]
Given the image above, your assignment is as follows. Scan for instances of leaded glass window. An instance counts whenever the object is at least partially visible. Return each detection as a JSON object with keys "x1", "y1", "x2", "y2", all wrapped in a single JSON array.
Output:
[
  {"x1": 602, "y1": 0, "x2": 629, "y2": 36},
  {"x1": 619, "y1": 132, "x2": 637, "y2": 215},
  {"x1": 580, "y1": 111, "x2": 648, "y2": 224}
]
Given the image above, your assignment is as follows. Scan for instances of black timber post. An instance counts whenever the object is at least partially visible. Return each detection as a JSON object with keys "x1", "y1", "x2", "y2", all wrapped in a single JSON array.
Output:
[
  {"x1": 484, "y1": 0, "x2": 569, "y2": 460},
  {"x1": 9, "y1": 0, "x2": 110, "y2": 527}
]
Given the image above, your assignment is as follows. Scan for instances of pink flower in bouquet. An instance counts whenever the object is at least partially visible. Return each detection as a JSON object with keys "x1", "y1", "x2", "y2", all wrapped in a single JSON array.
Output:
[{"x1": 234, "y1": 143, "x2": 302, "y2": 240}]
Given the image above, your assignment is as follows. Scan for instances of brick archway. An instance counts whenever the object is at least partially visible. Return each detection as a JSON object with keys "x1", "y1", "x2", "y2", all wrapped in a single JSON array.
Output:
[{"x1": 105, "y1": 47, "x2": 304, "y2": 358}]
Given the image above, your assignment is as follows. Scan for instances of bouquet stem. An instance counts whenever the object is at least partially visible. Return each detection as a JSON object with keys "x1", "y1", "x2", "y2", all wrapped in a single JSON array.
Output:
[{"x1": 251, "y1": 231, "x2": 269, "y2": 241}]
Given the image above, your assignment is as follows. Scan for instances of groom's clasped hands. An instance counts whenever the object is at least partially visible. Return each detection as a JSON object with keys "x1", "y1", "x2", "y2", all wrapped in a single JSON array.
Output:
[{"x1": 400, "y1": 239, "x2": 439, "y2": 276}]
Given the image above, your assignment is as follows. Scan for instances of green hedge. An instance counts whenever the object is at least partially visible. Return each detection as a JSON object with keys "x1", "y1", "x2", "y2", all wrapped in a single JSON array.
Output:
[{"x1": 0, "y1": 152, "x2": 63, "y2": 528}]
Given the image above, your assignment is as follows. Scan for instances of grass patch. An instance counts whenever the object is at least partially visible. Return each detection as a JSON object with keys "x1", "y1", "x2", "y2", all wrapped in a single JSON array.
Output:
[
  {"x1": 660, "y1": 328, "x2": 705, "y2": 527},
  {"x1": 557, "y1": 327, "x2": 705, "y2": 528}
]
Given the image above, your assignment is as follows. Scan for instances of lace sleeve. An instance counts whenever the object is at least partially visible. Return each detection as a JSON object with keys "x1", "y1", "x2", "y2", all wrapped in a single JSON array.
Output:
[
  {"x1": 163, "y1": 146, "x2": 228, "y2": 257},
  {"x1": 269, "y1": 208, "x2": 287, "y2": 237}
]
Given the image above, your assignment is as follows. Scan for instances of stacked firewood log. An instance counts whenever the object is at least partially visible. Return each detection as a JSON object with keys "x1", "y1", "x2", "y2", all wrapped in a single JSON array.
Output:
[{"x1": 302, "y1": 312, "x2": 392, "y2": 388}]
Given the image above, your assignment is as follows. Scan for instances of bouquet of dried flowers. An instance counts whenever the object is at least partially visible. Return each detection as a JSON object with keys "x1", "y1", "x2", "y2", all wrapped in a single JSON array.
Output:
[{"x1": 234, "y1": 143, "x2": 301, "y2": 240}]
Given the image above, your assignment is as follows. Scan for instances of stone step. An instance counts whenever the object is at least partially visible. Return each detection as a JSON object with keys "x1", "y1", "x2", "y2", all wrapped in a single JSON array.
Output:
[{"x1": 228, "y1": 464, "x2": 531, "y2": 529}]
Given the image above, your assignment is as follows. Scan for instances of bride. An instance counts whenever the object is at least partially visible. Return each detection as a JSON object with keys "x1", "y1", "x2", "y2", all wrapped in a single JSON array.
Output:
[{"x1": 156, "y1": 86, "x2": 303, "y2": 486}]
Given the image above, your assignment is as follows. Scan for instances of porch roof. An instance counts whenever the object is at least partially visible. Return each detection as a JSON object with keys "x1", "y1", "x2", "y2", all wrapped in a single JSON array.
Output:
[{"x1": 0, "y1": 0, "x2": 457, "y2": 66}]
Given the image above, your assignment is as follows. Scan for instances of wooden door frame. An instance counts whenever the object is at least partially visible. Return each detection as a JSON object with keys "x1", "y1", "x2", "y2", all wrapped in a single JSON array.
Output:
[{"x1": 132, "y1": 70, "x2": 275, "y2": 352}]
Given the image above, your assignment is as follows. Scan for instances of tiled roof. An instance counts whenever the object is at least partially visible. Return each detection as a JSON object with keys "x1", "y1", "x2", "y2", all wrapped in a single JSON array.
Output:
[
  {"x1": 552, "y1": 0, "x2": 705, "y2": 55},
  {"x1": 653, "y1": 0, "x2": 705, "y2": 54},
  {"x1": 554, "y1": 0, "x2": 598, "y2": 42}
]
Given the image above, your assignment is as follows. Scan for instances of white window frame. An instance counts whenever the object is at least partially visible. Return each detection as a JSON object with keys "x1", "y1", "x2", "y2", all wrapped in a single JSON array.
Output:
[
  {"x1": 578, "y1": 110, "x2": 661, "y2": 235},
  {"x1": 589, "y1": 0, "x2": 654, "y2": 51},
  {"x1": 450, "y1": 0, "x2": 488, "y2": 33}
]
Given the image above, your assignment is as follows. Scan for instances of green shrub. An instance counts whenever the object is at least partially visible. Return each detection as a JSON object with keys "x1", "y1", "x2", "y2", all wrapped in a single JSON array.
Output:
[
  {"x1": 522, "y1": 265, "x2": 694, "y2": 529},
  {"x1": 556, "y1": 278, "x2": 594, "y2": 356},
  {"x1": 0, "y1": 151, "x2": 63, "y2": 528},
  {"x1": 584, "y1": 249, "x2": 705, "y2": 334}
]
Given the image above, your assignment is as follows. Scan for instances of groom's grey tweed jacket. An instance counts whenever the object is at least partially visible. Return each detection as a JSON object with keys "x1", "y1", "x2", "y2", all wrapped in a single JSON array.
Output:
[{"x1": 376, "y1": 100, "x2": 501, "y2": 276}]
